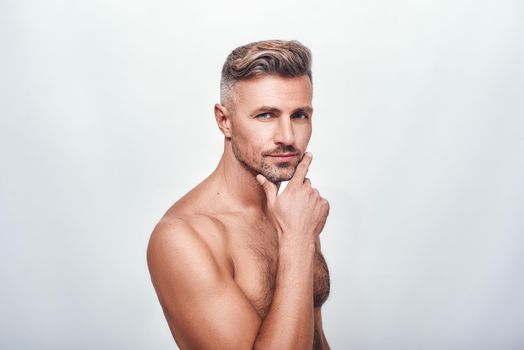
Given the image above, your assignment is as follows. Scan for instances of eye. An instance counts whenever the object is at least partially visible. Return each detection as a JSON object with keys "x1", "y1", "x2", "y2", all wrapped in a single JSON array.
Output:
[
  {"x1": 292, "y1": 112, "x2": 309, "y2": 119},
  {"x1": 256, "y1": 112, "x2": 272, "y2": 119}
]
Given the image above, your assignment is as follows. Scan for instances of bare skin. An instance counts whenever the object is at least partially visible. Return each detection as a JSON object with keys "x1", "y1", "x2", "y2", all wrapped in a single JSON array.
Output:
[{"x1": 147, "y1": 75, "x2": 331, "y2": 349}]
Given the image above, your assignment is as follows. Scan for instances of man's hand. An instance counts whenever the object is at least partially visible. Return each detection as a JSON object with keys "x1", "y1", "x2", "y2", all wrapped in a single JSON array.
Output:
[
  {"x1": 256, "y1": 152, "x2": 330, "y2": 244},
  {"x1": 254, "y1": 152, "x2": 330, "y2": 349}
]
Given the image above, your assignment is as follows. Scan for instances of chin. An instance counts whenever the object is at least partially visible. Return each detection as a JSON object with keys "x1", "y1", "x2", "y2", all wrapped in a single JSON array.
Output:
[{"x1": 260, "y1": 163, "x2": 296, "y2": 184}]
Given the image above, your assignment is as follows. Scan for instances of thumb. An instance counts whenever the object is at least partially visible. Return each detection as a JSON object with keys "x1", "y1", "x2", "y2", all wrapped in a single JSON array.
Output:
[{"x1": 256, "y1": 174, "x2": 278, "y2": 201}]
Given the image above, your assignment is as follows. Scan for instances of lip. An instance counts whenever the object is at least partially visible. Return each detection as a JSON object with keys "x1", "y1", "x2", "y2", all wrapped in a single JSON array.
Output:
[{"x1": 269, "y1": 153, "x2": 298, "y2": 161}]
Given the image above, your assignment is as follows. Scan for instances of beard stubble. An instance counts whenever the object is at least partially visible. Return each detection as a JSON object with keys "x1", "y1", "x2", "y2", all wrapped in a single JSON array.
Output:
[{"x1": 231, "y1": 139, "x2": 298, "y2": 184}]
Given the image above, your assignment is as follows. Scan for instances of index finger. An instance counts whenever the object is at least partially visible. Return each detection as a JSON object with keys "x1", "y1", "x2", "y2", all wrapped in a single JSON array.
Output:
[{"x1": 288, "y1": 152, "x2": 313, "y2": 188}]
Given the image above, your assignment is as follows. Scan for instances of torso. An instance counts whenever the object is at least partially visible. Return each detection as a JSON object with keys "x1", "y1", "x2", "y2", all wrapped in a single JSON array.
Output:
[
  {"x1": 165, "y1": 177, "x2": 330, "y2": 347},
  {"x1": 171, "y1": 208, "x2": 330, "y2": 319}
]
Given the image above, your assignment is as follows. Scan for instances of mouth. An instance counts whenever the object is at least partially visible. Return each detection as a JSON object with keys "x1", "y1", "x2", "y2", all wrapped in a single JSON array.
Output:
[{"x1": 268, "y1": 153, "x2": 299, "y2": 162}]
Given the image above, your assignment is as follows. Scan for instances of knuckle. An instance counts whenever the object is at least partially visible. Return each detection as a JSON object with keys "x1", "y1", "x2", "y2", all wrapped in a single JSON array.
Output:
[{"x1": 321, "y1": 198, "x2": 330, "y2": 211}]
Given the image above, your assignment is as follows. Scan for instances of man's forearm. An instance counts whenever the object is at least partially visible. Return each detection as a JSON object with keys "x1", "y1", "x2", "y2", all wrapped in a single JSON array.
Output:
[{"x1": 254, "y1": 238, "x2": 316, "y2": 349}]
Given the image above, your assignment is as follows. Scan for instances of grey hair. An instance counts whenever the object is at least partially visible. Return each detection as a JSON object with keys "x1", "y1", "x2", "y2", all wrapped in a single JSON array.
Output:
[{"x1": 220, "y1": 40, "x2": 313, "y2": 107}]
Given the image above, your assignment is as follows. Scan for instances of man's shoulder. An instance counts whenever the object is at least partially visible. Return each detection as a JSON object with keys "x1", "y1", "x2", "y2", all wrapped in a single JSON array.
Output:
[
  {"x1": 156, "y1": 176, "x2": 239, "y2": 247},
  {"x1": 147, "y1": 212, "x2": 232, "y2": 273},
  {"x1": 150, "y1": 211, "x2": 226, "y2": 246}
]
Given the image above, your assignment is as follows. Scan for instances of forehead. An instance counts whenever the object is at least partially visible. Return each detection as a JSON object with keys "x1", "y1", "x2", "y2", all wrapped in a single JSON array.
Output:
[{"x1": 233, "y1": 75, "x2": 312, "y2": 112}]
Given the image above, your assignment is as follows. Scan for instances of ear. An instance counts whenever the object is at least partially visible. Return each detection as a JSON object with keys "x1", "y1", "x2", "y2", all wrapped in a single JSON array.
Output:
[{"x1": 214, "y1": 103, "x2": 233, "y2": 138}]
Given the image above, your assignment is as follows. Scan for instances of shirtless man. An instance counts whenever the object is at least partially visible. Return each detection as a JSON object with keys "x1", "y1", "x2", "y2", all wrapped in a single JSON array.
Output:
[{"x1": 147, "y1": 40, "x2": 331, "y2": 349}]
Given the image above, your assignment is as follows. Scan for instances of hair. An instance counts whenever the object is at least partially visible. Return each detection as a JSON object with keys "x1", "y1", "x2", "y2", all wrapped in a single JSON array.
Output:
[{"x1": 220, "y1": 40, "x2": 313, "y2": 107}]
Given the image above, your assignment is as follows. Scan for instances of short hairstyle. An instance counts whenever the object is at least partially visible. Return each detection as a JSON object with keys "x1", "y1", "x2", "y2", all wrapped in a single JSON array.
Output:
[{"x1": 220, "y1": 40, "x2": 313, "y2": 107}]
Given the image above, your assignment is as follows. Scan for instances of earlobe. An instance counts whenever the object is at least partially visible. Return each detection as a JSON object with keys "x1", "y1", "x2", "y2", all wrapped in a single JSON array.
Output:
[{"x1": 214, "y1": 103, "x2": 232, "y2": 138}]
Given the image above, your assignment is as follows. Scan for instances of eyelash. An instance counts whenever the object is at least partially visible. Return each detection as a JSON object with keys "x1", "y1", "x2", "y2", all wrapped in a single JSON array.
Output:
[
  {"x1": 256, "y1": 113, "x2": 272, "y2": 119},
  {"x1": 292, "y1": 113, "x2": 309, "y2": 119},
  {"x1": 255, "y1": 113, "x2": 309, "y2": 119}
]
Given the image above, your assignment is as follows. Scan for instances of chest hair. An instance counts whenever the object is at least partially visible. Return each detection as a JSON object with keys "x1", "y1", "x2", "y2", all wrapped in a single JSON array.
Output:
[{"x1": 248, "y1": 235, "x2": 331, "y2": 317}]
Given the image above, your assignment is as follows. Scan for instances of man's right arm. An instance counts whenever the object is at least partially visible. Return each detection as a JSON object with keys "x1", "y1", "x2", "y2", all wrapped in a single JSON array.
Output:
[{"x1": 254, "y1": 152, "x2": 329, "y2": 349}]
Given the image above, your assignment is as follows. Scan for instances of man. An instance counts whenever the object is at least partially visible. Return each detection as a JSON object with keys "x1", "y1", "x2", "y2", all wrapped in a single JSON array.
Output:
[{"x1": 147, "y1": 40, "x2": 331, "y2": 349}]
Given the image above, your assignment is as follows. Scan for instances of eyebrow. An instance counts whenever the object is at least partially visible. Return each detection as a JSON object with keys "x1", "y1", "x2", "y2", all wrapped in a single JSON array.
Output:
[{"x1": 251, "y1": 105, "x2": 314, "y2": 115}]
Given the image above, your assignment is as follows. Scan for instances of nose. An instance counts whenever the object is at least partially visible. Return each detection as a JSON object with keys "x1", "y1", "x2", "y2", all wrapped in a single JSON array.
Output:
[{"x1": 274, "y1": 117, "x2": 296, "y2": 146}]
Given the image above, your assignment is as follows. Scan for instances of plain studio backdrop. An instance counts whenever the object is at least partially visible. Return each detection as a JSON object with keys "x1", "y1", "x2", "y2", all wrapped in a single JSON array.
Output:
[{"x1": 1, "y1": 0, "x2": 523, "y2": 349}]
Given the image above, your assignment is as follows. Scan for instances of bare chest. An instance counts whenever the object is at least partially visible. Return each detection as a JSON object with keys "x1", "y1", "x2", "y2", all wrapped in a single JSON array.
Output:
[{"x1": 230, "y1": 228, "x2": 330, "y2": 318}]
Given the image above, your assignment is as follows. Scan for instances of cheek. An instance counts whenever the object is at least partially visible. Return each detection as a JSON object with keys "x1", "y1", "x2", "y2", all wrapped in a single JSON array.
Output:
[
  {"x1": 231, "y1": 122, "x2": 250, "y2": 145},
  {"x1": 232, "y1": 119, "x2": 276, "y2": 154},
  {"x1": 242, "y1": 126, "x2": 270, "y2": 148},
  {"x1": 298, "y1": 125, "x2": 312, "y2": 147},
  {"x1": 232, "y1": 125, "x2": 265, "y2": 156}
]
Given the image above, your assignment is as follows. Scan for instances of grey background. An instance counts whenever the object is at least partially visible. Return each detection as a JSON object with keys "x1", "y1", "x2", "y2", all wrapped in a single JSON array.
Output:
[{"x1": 1, "y1": 0, "x2": 523, "y2": 349}]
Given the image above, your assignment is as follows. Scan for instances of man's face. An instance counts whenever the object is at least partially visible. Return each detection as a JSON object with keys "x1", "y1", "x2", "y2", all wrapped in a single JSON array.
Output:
[{"x1": 228, "y1": 74, "x2": 313, "y2": 183}]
